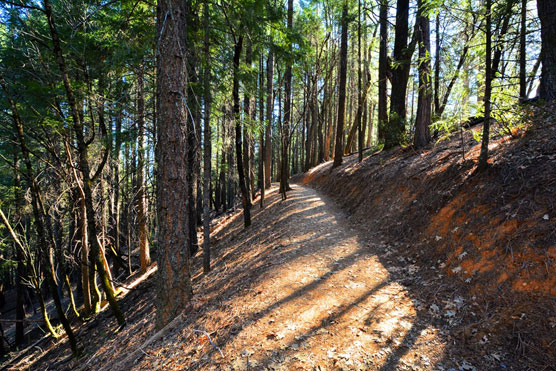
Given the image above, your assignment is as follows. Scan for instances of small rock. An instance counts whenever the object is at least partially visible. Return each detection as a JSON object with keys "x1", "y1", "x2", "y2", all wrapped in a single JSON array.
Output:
[
  {"x1": 444, "y1": 310, "x2": 456, "y2": 318},
  {"x1": 241, "y1": 349, "x2": 254, "y2": 357}
]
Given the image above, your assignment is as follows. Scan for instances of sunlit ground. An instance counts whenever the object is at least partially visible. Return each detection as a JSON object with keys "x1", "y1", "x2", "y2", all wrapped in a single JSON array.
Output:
[{"x1": 161, "y1": 184, "x2": 448, "y2": 370}]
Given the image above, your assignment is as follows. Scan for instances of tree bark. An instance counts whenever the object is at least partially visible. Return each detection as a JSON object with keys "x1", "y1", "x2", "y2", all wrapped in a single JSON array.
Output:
[
  {"x1": 357, "y1": 0, "x2": 363, "y2": 162},
  {"x1": 519, "y1": 0, "x2": 527, "y2": 99},
  {"x1": 137, "y1": 66, "x2": 151, "y2": 273},
  {"x1": 13, "y1": 156, "x2": 25, "y2": 346},
  {"x1": 243, "y1": 42, "x2": 254, "y2": 204},
  {"x1": 280, "y1": 0, "x2": 294, "y2": 197},
  {"x1": 110, "y1": 101, "x2": 123, "y2": 277},
  {"x1": 202, "y1": 0, "x2": 211, "y2": 273},
  {"x1": 333, "y1": 1, "x2": 349, "y2": 168},
  {"x1": 344, "y1": 78, "x2": 372, "y2": 154},
  {"x1": 386, "y1": 0, "x2": 411, "y2": 149},
  {"x1": 414, "y1": 0, "x2": 432, "y2": 148},
  {"x1": 233, "y1": 35, "x2": 252, "y2": 227},
  {"x1": 538, "y1": 0, "x2": 556, "y2": 101},
  {"x1": 155, "y1": 0, "x2": 193, "y2": 328},
  {"x1": 478, "y1": 0, "x2": 493, "y2": 171},
  {"x1": 265, "y1": 47, "x2": 273, "y2": 189},
  {"x1": 378, "y1": 0, "x2": 388, "y2": 142},
  {"x1": 259, "y1": 53, "x2": 266, "y2": 208},
  {"x1": 434, "y1": 12, "x2": 441, "y2": 116}
]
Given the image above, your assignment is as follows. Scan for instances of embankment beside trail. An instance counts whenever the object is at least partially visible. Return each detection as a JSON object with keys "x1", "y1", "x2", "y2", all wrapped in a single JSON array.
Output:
[{"x1": 301, "y1": 109, "x2": 556, "y2": 368}]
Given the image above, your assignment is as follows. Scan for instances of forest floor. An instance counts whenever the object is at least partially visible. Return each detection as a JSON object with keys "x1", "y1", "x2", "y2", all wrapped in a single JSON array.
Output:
[
  {"x1": 4, "y1": 105, "x2": 555, "y2": 371},
  {"x1": 9, "y1": 185, "x2": 472, "y2": 370}
]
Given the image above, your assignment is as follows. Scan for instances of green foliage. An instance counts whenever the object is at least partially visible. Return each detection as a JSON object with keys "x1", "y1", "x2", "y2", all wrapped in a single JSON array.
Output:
[{"x1": 430, "y1": 117, "x2": 463, "y2": 143}]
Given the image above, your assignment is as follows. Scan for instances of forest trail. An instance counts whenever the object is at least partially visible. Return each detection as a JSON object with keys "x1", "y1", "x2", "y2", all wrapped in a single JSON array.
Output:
[
  {"x1": 177, "y1": 183, "x2": 450, "y2": 370},
  {"x1": 12, "y1": 178, "x2": 522, "y2": 371}
]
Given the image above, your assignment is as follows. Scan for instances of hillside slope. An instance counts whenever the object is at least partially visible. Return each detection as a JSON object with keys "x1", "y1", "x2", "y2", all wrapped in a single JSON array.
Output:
[
  {"x1": 3, "y1": 108, "x2": 554, "y2": 371},
  {"x1": 301, "y1": 108, "x2": 556, "y2": 368}
]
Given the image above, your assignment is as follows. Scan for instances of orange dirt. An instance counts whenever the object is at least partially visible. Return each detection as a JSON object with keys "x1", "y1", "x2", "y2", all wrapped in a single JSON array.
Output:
[{"x1": 300, "y1": 113, "x2": 556, "y2": 368}]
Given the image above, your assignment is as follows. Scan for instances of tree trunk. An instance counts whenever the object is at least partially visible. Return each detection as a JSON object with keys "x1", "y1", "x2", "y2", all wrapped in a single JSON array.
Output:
[
  {"x1": 280, "y1": 0, "x2": 294, "y2": 197},
  {"x1": 357, "y1": 0, "x2": 363, "y2": 162},
  {"x1": 243, "y1": 42, "x2": 254, "y2": 204},
  {"x1": 137, "y1": 66, "x2": 150, "y2": 273},
  {"x1": 527, "y1": 52, "x2": 541, "y2": 97},
  {"x1": 265, "y1": 47, "x2": 273, "y2": 189},
  {"x1": 155, "y1": 0, "x2": 193, "y2": 328},
  {"x1": 344, "y1": 78, "x2": 372, "y2": 154},
  {"x1": 386, "y1": 0, "x2": 411, "y2": 149},
  {"x1": 259, "y1": 53, "x2": 266, "y2": 208},
  {"x1": 519, "y1": 0, "x2": 527, "y2": 99},
  {"x1": 437, "y1": 44, "x2": 469, "y2": 118},
  {"x1": 538, "y1": 0, "x2": 556, "y2": 101},
  {"x1": 233, "y1": 35, "x2": 252, "y2": 227},
  {"x1": 478, "y1": 0, "x2": 493, "y2": 171},
  {"x1": 333, "y1": 0, "x2": 349, "y2": 168},
  {"x1": 13, "y1": 156, "x2": 25, "y2": 346},
  {"x1": 414, "y1": 0, "x2": 432, "y2": 148},
  {"x1": 434, "y1": 12, "x2": 441, "y2": 116},
  {"x1": 202, "y1": 0, "x2": 212, "y2": 273},
  {"x1": 378, "y1": 0, "x2": 388, "y2": 142},
  {"x1": 110, "y1": 102, "x2": 123, "y2": 277}
]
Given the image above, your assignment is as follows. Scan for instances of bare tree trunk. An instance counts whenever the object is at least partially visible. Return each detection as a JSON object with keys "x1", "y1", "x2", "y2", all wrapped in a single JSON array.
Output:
[
  {"x1": 13, "y1": 156, "x2": 25, "y2": 346},
  {"x1": 478, "y1": 0, "x2": 493, "y2": 171},
  {"x1": 357, "y1": 0, "x2": 363, "y2": 162},
  {"x1": 80, "y1": 197, "x2": 92, "y2": 313},
  {"x1": 333, "y1": 0, "x2": 349, "y2": 168},
  {"x1": 414, "y1": 0, "x2": 432, "y2": 148},
  {"x1": 265, "y1": 47, "x2": 273, "y2": 189},
  {"x1": 519, "y1": 0, "x2": 527, "y2": 99},
  {"x1": 434, "y1": 12, "x2": 441, "y2": 116},
  {"x1": 137, "y1": 66, "x2": 150, "y2": 273},
  {"x1": 233, "y1": 35, "x2": 252, "y2": 227},
  {"x1": 110, "y1": 102, "x2": 123, "y2": 277},
  {"x1": 322, "y1": 67, "x2": 331, "y2": 161},
  {"x1": 259, "y1": 53, "x2": 266, "y2": 208},
  {"x1": 527, "y1": 52, "x2": 541, "y2": 97},
  {"x1": 280, "y1": 0, "x2": 294, "y2": 197},
  {"x1": 386, "y1": 0, "x2": 411, "y2": 149},
  {"x1": 378, "y1": 0, "x2": 388, "y2": 142},
  {"x1": 367, "y1": 102, "x2": 375, "y2": 146},
  {"x1": 243, "y1": 42, "x2": 254, "y2": 204},
  {"x1": 344, "y1": 79, "x2": 372, "y2": 154},
  {"x1": 202, "y1": 0, "x2": 212, "y2": 273},
  {"x1": 155, "y1": 0, "x2": 193, "y2": 328},
  {"x1": 538, "y1": 0, "x2": 556, "y2": 101}
]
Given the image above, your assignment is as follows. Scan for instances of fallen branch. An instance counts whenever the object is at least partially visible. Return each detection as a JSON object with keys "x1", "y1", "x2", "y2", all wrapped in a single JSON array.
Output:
[
  {"x1": 0, "y1": 319, "x2": 44, "y2": 323},
  {"x1": 193, "y1": 329, "x2": 224, "y2": 357}
]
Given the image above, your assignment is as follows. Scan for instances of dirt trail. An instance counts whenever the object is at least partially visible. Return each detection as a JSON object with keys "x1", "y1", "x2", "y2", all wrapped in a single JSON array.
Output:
[
  {"x1": 13, "y1": 184, "x2": 466, "y2": 370},
  {"x1": 195, "y1": 184, "x2": 450, "y2": 370}
]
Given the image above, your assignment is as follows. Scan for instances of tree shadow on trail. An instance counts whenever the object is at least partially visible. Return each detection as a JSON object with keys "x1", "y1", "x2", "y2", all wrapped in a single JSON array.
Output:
[{"x1": 185, "y1": 184, "x2": 453, "y2": 370}]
